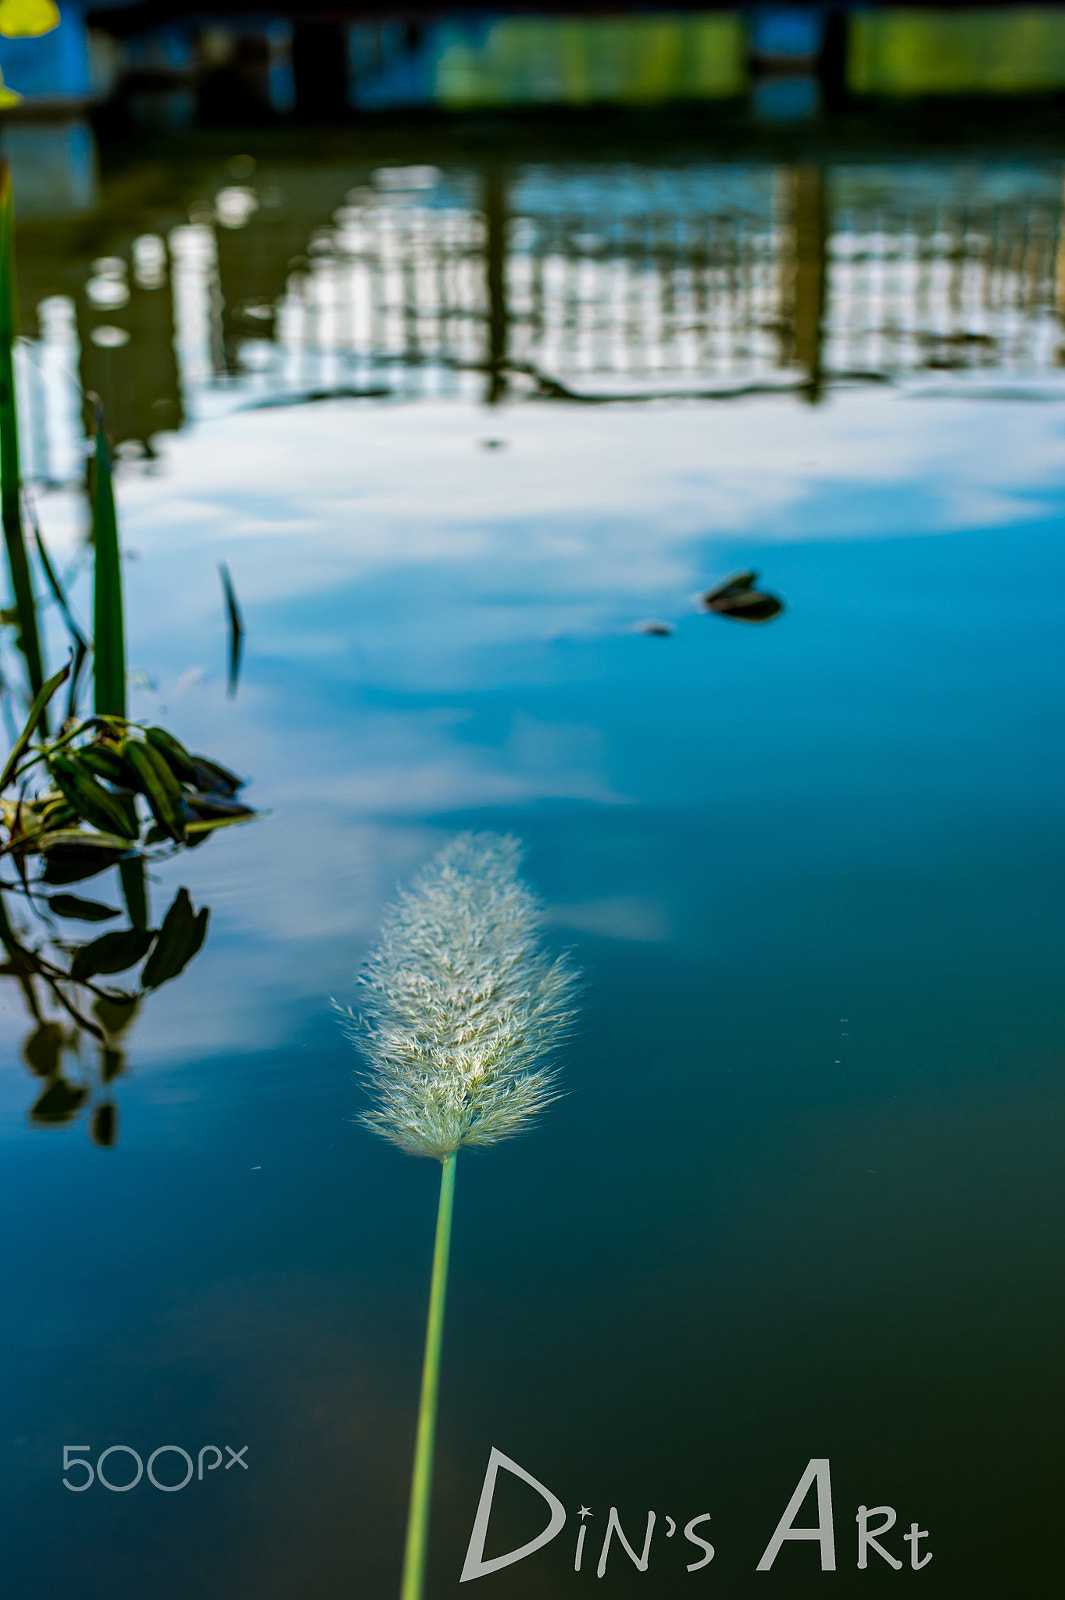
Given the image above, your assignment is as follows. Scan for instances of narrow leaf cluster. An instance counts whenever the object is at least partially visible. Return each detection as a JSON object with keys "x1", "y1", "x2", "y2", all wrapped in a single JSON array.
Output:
[{"x1": 344, "y1": 833, "x2": 578, "y2": 1160}]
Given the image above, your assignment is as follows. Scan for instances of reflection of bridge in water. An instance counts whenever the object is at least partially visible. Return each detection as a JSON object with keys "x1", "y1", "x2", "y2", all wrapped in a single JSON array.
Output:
[{"x1": 21, "y1": 155, "x2": 1065, "y2": 473}]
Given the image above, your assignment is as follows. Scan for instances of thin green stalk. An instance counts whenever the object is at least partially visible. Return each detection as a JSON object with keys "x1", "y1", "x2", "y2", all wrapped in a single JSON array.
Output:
[
  {"x1": 91, "y1": 415, "x2": 125, "y2": 718},
  {"x1": 0, "y1": 160, "x2": 45, "y2": 712},
  {"x1": 400, "y1": 1150, "x2": 457, "y2": 1600}
]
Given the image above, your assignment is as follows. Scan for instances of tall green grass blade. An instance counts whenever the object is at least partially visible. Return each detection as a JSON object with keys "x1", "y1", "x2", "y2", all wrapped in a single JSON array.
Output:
[
  {"x1": 400, "y1": 1151, "x2": 457, "y2": 1600},
  {"x1": 91, "y1": 409, "x2": 125, "y2": 718},
  {"x1": 0, "y1": 160, "x2": 45, "y2": 714}
]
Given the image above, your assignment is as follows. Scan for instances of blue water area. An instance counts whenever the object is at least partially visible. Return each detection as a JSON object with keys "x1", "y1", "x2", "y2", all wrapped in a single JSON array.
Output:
[{"x1": 2, "y1": 172, "x2": 1064, "y2": 1597}]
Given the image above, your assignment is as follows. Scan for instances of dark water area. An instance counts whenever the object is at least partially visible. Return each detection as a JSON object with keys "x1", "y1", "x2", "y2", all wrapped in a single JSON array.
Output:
[{"x1": 1, "y1": 59, "x2": 1064, "y2": 1600}]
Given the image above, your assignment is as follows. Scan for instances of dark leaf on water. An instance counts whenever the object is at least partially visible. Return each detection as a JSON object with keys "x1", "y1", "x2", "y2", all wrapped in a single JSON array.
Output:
[
  {"x1": 41, "y1": 842, "x2": 130, "y2": 886},
  {"x1": 122, "y1": 738, "x2": 186, "y2": 842},
  {"x1": 635, "y1": 620, "x2": 675, "y2": 637},
  {"x1": 49, "y1": 894, "x2": 122, "y2": 923},
  {"x1": 70, "y1": 928, "x2": 155, "y2": 983},
  {"x1": 91, "y1": 1102, "x2": 117, "y2": 1146},
  {"x1": 93, "y1": 994, "x2": 139, "y2": 1037},
  {"x1": 22, "y1": 1022, "x2": 64, "y2": 1077},
  {"x1": 47, "y1": 752, "x2": 139, "y2": 840},
  {"x1": 100, "y1": 1046, "x2": 125, "y2": 1083},
  {"x1": 143, "y1": 726, "x2": 197, "y2": 785},
  {"x1": 185, "y1": 814, "x2": 256, "y2": 838},
  {"x1": 700, "y1": 570, "x2": 785, "y2": 624},
  {"x1": 183, "y1": 792, "x2": 256, "y2": 820},
  {"x1": 77, "y1": 742, "x2": 130, "y2": 786},
  {"x1": 190, "y1": 756, "x2": 243, "y2": 797},
  {"x1": 702, "y1": 570, "x2": 758, "y2": 605},
  {"x1": 142, "y1": 888, "x2": 209, "y2": 989},
  {"x1": 30, "y1": 1076, "x2": 88, "y2": 1124}
]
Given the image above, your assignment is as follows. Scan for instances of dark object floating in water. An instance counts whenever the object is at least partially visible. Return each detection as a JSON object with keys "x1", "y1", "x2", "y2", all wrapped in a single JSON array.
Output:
[
  {"x1": 700, "y1": 570, "x2": 784, "y2": 624},
  {"x1": 481, "y1": 438, "x2": 507, "y2": 449},
  {"x1": 635, "y1": 620, "x2": 675, "y2": 636},
  {"x1": 219, "y1": 561, "x2": 245, "y2": 698}
]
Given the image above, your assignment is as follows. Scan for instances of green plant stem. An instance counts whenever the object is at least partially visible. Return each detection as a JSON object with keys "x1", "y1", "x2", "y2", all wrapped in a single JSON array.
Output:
[
  {"x1": 400, "y1": 1150, "x2": 457, "y2": 1600},
  {"x1": 0, "y1": 161, "x2": 45, "y2": 712},
  {"x1": 92, "y1": 420, "x2": 125, "y2": 718}
]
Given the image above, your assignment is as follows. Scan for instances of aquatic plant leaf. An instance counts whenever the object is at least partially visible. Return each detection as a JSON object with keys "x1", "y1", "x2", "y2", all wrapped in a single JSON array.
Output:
[
  {"x1": 710, "y1": 591, "x2": 784, "y2": 622},
  {"x1": 190, "y1": 755, "x2": 243, "y2": 796},
  {"x1": 46, "y1": 752, "x2": 139, "y2": 840},
  {"x1": 40, "y1": 844, "x2": 129, "y2": 885},
  {"x1": 142, "y1": 888, "x2": 208, "y2": 989},
  {"x1": 22, "y1": 1020, "x2": 63, "y2": 1076},
  {"x1": 30, "y1": 1075, "x2": 88, "y2": 1123},
  {"x1": 70, "y1": 928, "x2": 154, "y2": 982},
  {"x1": 49, "y1": 893, "x2": 121, "y2": 922},
  {"x1": 700, "y1": 570, "x2": 784, "y2": 624},
  {"x1": 119, "y1": 857, "x2": 149, "y2": 931},
  {"x1": 143, "y1": 725, "x2": 197, "y2": 784},
  {"x1": 39, "y1": 828, "x2": 134, "y2": 853},
  {"x1": 183, "y1": 792, "x2": 256, "y2": 819},
  {"x1": 91, "y1": 1101, "x2": 117, "y2": 1146},
  {"x1": 31, "y1": 510, "x2": 88, "y2": 657},
  {"x1": 91, "y1": 415, "x2": 126, "y2": 718},
  {"x1": 184, "y1": 813, "x2": 256, "y2": 838},
  {"x1": 0, "y1": 0, "x2": 60, "y2": 38},
  {"x1": 77, "y1": 742, "x2": 129, "y2": 786},
  {"x1": 0, "y1": 659, "x2": 69, "y2": 790},
  {"x1": 702, "y1": 570, "x2": 758, "y2": 605},
  {"x1": 100, "y1": 1046, "x2": 125, "y2": 1083},
  {"x1": 93, "y1": 994, "x2": 138, "y2": 1037},
  {"x1": 0, "y1": 162, "x2": 45, "y2": 709},
  {"x1": 122, "y1": 738, "x2": 185, "y2": 841}
]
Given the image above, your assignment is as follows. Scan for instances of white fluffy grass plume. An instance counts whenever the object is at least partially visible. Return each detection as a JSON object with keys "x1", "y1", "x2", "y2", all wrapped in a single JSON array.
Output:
[{"x1": 343, "y1": 833, "x2": 579, "y2": 1160}]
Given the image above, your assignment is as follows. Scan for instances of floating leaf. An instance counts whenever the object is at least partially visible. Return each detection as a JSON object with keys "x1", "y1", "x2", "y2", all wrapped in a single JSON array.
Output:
[
  {"x1": 49, "y1": 893, "x2": 121, "y2": 923},
  {"x1": 47, "y1": 752, "x2": 138, "y2": 839},
  {"x1": 190, "y1": 755, "x2": 243, "y2": 796},
  {"x1": 93, "y1": 994, "x2": 139, "y2": 1037},
  {"x1": 30, "y1": 1075, "x2": 88, "y2": 1124},
  {"x1": 142, "y1": 887, "x2": 208, "y2": 989},
  {"x1": 700, "y1": 570, "x2": 785, "y2": 624},
  {"x1": 91, "y1": 1101, "x2": 117, "y2": 1146},
  {"x1": 122, "y1": 737, "x2": 185, "y2": 841},
  {"x1": 185, "y1": 813, "x2": 256, "y2": 838},
  {"x1": 77, "y1": 742, "x2": 129, "y2": 786},
  {"x1": 184, "y1": 792, "x2": 256, "y2": 820},
  {"x1": 100, "y1": 1046, "x2": 125, "y2": 1083},
  {"x1": 22, "y1": 1020, "x2": 63, "y2": 1076},
  {"x1": 70, "y1": 928, "x2": 154, "y2": 982},
  {"x1": 40, "y1": 840, "x2": 130, "y2": 885},
  {"x1": 119, "y1": 857, "x2": 148, "y2": 931},
  {"x1": 143, "y1": 726, "x2": 197, "y2": 785}
]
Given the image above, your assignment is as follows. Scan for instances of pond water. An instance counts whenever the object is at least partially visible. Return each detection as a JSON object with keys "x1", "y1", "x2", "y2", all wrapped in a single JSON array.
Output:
[{"x1": 2, "y1": 118, "x2": 1064, "y2": 1599}]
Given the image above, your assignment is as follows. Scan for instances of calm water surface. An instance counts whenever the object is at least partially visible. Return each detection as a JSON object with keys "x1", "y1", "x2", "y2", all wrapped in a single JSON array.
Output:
[{"x1": 2, "y1": 128, "x2": 1063, "y2": 1599}]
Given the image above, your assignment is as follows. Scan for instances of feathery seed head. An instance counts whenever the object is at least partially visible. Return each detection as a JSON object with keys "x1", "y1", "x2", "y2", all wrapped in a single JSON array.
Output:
[{"x1": 342, "y1": 833, "x2": 579, "y2": 1160}]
